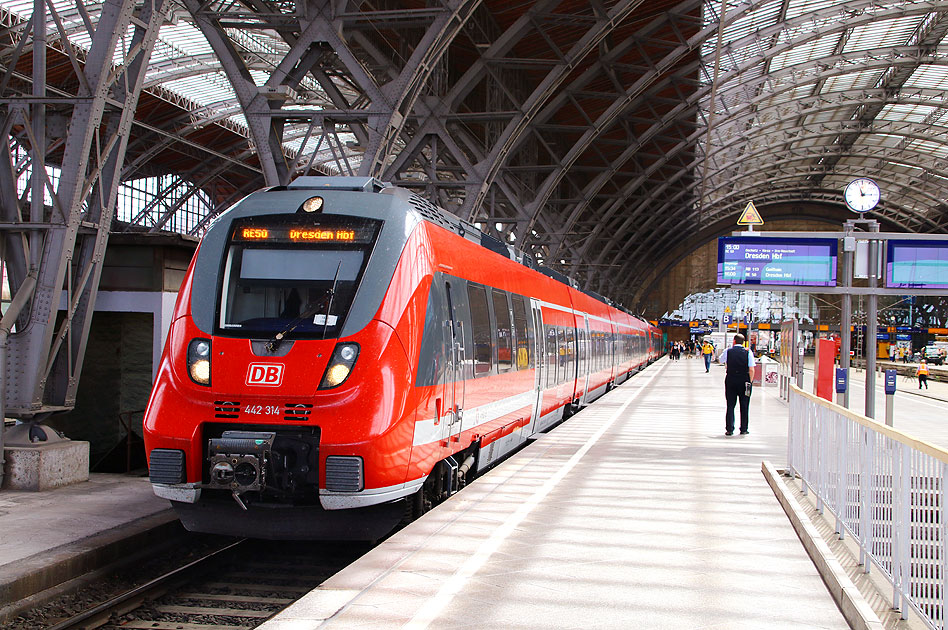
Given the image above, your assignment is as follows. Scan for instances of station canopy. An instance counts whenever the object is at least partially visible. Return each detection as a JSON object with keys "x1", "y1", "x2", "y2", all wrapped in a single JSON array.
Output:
[{"x1": 3, "y1": 0, "x2": 948, "y2": 309}]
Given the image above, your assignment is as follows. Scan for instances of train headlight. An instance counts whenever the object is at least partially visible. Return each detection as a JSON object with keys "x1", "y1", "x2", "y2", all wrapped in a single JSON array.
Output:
[
  {"x1": 187, "y1": 338, "x2": 211, "y2": 386},
  {"x1": 319, "y1": 343, "x2": 359, "y2": 389},
  {"x1": 300, "y1": 196, "x2": 324, "y2": 213}
]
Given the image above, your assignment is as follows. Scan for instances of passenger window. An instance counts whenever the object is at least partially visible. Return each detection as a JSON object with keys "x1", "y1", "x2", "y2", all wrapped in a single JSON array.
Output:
[
  {"x1": 577, "y1": 327, "x2": 587, "y2": 377},
  {"x1": 546, "y1": 325, "x2": 558, "y2": 388},
  {"x1": 557, "y1": 328, "x2": 567, "y2": 384},
  {"x1": 467, "y1": 283, "x2": 493, "y2": 376},
  {"x1": 512, "y1": 294, "x2": 531, "y2": 370},
  {"x1": 493, "y1": 290, "x2": 513, "y2": 372}
]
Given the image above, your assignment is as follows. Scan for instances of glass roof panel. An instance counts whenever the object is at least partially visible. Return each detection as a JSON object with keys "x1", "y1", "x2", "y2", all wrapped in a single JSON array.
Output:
[
  {"x1": 769, "y1": 35, "x2": 839, "y2": 72},
  {"x1": 156, "y1": 22, "x2": 216, "y2": 59},
  {"x1": 702, "y1": 0, "x2": 782, "y2": 66},
  {"x1": 162, "y1": 71, "x2": 237, "y2": 109},
  {"x1": 905, "y1": 64, "x2": 948, "y2": 92},
  {"x1": 785, "y1": 0, "x2": 843, "y2": 20},
  {"x1": 904, "y1": 137, "x2": 948, "y2": 160},
  {"x1": 878, "y1": 103, "x2": 939, "y2": 123},
  {"x1": 821, "y1": 68, "x2": 884, "y2": 93},
  {"x1": 843, "y1": 14, "x2": 924, "y2": 53}
]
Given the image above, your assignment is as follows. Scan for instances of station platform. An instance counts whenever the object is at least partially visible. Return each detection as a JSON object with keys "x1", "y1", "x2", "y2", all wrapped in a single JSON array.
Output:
[
  {"x1": 259, "y1": 357, "x2": 854, "y2": 630},
  {"x1": 0, "y1": 472, "x2": 176, "y2": 621}
]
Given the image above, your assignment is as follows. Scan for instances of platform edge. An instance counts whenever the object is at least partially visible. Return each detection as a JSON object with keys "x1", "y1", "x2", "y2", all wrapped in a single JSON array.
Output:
[
  {"x1": 761, "y1": 460, "x2": 884, "y2": 630},
  {"x1": 0, "y1": 509, "x2": 180, "y2": 623}
]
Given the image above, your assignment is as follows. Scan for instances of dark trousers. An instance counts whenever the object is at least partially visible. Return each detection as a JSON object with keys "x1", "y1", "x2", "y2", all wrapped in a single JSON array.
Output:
[
  {"x1": 919, "y1": 374, "x2": 928, "y2": 389},
  {"x1": 725, "y1": 384, "x2": 749, "y2": 433}
]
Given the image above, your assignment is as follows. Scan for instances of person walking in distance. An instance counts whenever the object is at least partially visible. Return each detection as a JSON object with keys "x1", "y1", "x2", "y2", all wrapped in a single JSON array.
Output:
[
  {"x1": 701, "y1": 338, "x2": 714, "y2": 372},
  {"x1": 721, "y1": 334, "x2": 755, "y2": 436},
  {"x1": 917, "y1": 359, "x2": 930, "y2": 389}
]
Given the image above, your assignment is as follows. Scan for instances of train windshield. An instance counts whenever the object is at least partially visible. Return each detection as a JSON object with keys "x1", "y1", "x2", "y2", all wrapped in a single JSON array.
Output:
[{"x1": 217, "y1": 216, "x2": 379, "y2": 339}]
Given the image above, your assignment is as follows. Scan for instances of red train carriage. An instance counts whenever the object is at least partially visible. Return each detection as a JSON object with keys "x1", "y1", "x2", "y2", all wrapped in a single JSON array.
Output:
[{"x1": 144, "y1": 177, "x2": 661, "y2": 540}]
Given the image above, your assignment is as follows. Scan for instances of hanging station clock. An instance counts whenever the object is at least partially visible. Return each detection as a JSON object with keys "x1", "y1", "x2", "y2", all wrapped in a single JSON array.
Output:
[{"x1": 843, "y1": 178, "x2": 880, "y2": 213}]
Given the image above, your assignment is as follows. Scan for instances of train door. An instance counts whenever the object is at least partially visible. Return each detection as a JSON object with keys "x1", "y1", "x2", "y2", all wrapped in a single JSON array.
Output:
[
  {"x1": 443, "y1": 281, "x2": 465, "y2": 441},
  {"x1": 579, "y1": 315, "x2": 591, "y2": 405},
  {"x1": 527, "y1": 299, "x2": 544, "y2": 435}
]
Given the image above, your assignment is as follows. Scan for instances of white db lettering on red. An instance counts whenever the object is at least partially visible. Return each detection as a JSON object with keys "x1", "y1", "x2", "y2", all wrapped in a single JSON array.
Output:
[{"x1": 246, "y1": 363, "x2": 284, "y2": 386}]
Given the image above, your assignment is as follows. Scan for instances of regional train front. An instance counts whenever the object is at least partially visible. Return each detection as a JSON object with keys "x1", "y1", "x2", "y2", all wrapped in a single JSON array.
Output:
[{"x1": 143, "y1": 177, "x2": 423, "y2": 540}]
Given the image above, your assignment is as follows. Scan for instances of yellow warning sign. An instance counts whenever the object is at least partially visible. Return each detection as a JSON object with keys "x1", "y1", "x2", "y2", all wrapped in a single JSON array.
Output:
[
  {"x1": 724, "y1": 307, "x2": 731, "y2": 313},
  {"x1": 737, "y1": 201, "x2": 763, "y2": 225}
]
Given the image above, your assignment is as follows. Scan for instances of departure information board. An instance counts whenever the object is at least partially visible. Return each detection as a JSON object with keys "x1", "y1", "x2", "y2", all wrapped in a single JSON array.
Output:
[
  {"x1": 717, "y1": 236, "x2": 838, "y2": 287},
  {"x1": 886, "y1": 240, "x2": 948, "y2": 289}
]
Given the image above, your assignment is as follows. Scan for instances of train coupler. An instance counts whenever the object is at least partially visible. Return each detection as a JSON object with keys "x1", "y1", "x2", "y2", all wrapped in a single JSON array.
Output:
[{"x1": 205, "y1": 431, "x2": 276, "y2": 508}]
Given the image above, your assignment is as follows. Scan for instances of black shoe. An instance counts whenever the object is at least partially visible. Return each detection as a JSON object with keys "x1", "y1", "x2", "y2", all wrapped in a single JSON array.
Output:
[
  {"x1": 725, "y1": 431, "x2": 733, "y2": 436},
  {"x1": 740, "y1": 431, "x2": 749, "y2": 435}
]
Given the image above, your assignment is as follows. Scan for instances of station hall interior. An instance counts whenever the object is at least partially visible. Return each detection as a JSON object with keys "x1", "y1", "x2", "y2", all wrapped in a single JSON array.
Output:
[{"x1": 3, "y1": 0, "x2": 948, "y2": 628}]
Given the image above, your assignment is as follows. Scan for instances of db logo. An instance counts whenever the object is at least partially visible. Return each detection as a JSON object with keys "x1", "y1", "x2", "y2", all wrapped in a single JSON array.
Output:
[{"x1": 246, "y1": 363, "x2": 284, "y2": 386}]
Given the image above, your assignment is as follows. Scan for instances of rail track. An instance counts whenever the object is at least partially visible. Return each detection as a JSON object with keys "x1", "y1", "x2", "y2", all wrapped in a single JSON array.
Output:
[{"x1": 46, "y1": 538, "x2": 367, "y2": 630}]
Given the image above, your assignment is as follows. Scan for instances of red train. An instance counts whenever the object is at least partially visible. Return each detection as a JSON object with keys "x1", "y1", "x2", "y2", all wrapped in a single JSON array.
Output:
[{"x1": 144, "y1": 177, "x2": 662, "y2": 540}]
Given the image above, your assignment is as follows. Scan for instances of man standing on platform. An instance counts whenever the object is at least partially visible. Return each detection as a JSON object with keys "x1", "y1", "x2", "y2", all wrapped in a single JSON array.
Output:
[{"x1": 721, "y1": 334, "x2": 755, "y2": 436}]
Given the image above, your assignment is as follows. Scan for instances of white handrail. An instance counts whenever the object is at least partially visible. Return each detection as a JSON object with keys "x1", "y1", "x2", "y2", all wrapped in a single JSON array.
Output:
[{"x1": 788, "y1": 385, "x2": 948, "y2": 630}]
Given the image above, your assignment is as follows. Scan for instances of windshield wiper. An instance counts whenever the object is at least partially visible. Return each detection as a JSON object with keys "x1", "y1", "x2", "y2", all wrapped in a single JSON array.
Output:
[
  {"x1": 322, "y1": 261, "x2": 342, "y2": 339},
  {"x1": 265, "y1": 261, "x2": 344, "y2": 352},
  {"x1": 267, "y1": 293, "x2": 328, "y2": 352}
]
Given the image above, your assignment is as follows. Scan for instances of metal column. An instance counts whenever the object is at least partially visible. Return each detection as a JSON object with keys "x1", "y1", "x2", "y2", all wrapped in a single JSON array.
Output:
[
  {"x1": 840, "y1": 224, "x2": 854, "y2": 409},
  {"x1": 865, "y1": 222, "x2": 880, "y2": 419}
]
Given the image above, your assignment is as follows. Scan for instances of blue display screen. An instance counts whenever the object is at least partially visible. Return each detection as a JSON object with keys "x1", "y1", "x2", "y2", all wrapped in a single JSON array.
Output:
[
  {"x1": 717, "y1": 236, "x2": 838, "y2": 287},
  {"x1": 886, "y1": 240, "x2": 948, "y2": 289}
]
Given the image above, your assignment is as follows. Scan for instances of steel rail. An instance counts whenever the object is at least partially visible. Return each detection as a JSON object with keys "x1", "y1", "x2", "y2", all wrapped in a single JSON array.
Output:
[{"x1": 46, "y1": 539, "x2": 246, "y2": 630}]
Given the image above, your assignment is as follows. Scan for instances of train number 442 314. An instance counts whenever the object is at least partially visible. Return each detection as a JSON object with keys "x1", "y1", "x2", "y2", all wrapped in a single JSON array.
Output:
[{"x1": 244, "y1": 405, "x2": 281, "y2": 416}]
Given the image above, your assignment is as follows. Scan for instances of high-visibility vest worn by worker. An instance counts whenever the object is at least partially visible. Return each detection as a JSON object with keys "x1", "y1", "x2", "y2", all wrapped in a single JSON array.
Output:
[{"x1": 918, "y1": 363, "x2": 930, "y2": 377}]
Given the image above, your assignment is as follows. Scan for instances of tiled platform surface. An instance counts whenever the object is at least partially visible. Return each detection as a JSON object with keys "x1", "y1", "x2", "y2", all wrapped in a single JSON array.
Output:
[{"x1": 261, "y1": 357, "x2": 851, "y2": 630}]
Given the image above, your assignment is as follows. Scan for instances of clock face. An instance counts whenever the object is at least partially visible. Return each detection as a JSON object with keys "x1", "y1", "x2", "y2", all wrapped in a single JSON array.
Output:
[{"x1": 844, "y1": 178, "x2": 880, "y2": 212}]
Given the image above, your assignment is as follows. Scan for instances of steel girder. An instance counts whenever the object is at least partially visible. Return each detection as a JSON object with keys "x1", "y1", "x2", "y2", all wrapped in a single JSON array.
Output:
[
  {"x1": 179, "y1": 0, "x2": 479, "y2": 187},
  {"x1": 511, "y1": 1, "x2": 706, "y2": 240},
  {"x1": 103, "y1": 0, "x2": 948, "y2": 315},
  {"x1": 546, "y1": 3, "x2": 948, "y2": 304},
  {"x1": 512, "y1": 3, "x2": 948, "y2": 272},
  {"x1": 0, "y1": 0, "x2": 166, "y2": 416},
  {"x1": 4, "y1": 0, "x2": 948, "y2": 327},
  {"x1": 449, "y1": 0, "x2": 651, "y2": 221}
]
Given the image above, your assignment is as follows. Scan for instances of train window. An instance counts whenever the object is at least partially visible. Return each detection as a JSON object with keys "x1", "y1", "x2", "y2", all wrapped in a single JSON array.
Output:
[
  {"x1": 565, "y1": 327, "x2": 576, "y2": 384},
  {"x1": 546, "y1": 325, "x2": 558, "y2": 389},
  {"x1": 415, "y1": 280, "x2": 447, "y2": 387},
  {"x1": 218, "y1": 246, "x2": 366, "y2": 338},
  {"x1": 492, "y1": 290, "x2": 513, "y2": 372},
  {"x1": 556, "y1": 328, "x2": 567, "y2": 385},
  {"x1": 467, "y1": 284, "x2": 493, "y2": 376},
  {"x1": 595, "y1": 332, "x2": 602, "y2": 371},
  {"x1": 577, "y1": 326, "x2": 587, "y2": 379},
  {"x1": 511, "y1": 294, "x2": 531, "y2": 370}
]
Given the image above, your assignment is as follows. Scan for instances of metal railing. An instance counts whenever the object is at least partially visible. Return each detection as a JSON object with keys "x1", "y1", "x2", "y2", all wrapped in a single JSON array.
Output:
[{"x1": 788, "y1": 385, "x2": 948, "y2": 630}]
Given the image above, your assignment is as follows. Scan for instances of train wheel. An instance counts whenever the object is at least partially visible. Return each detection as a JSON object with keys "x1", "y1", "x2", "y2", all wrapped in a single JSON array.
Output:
[{"x1": 400, "y1": 485, "x2": 431, "y2": 526}]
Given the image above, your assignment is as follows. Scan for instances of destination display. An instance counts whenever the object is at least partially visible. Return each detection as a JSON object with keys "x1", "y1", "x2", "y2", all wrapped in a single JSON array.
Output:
[
  {"x1": 886, "y1": 240, "x2": 948, "y2": 290},
  {"x1": 231, "y1": 217, "x2": 380, "y2": 245},
  {"x1": 717, "y1": 236, "x2": 838, "y2": 287}
]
